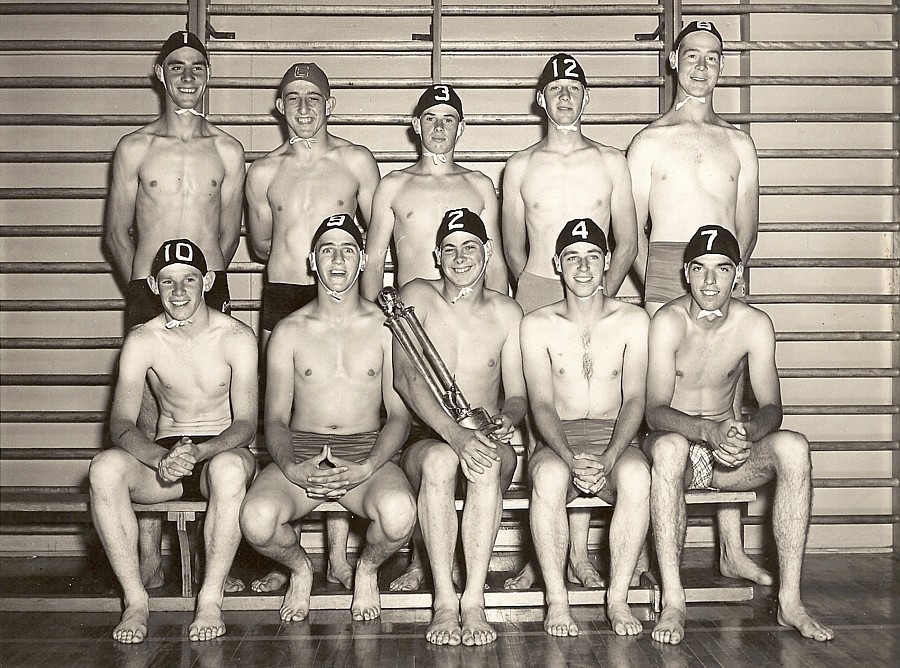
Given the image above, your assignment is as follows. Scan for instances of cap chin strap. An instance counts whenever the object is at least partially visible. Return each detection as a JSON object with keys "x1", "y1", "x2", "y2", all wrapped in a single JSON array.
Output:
[
  {"x1": 175, "y1": 108, "x2": 205, "y2": 117},
  {"x1": 318, "y1": 261, "x2": 363, "y2": 302},
  {"x1": 675, "y1": 95, "x2": 707, "y2": 110},
  {"x1": 165, "y1": 318, "x2": 193, "y2": 328},
  {"x1": 547, "y1": 95, "x2": 587, "y2": 133},
  {"x1": 697, "y1": 308, "x2": 723, "y2": 320},
  {"x1": 450, "y1": 257, "x2": 488, "y2": 304},
  {"x1": 290, "y1": 136, "x2": 317, "y2": 149},
  {"x1": 575, "y1": 284, "x2": 604, "y2": 300},
  {"x1": 422, "y1": 148, "x2": 449, "y2": 165}
]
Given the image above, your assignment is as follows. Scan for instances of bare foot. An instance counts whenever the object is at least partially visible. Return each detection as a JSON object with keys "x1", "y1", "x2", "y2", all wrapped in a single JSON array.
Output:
[
  {"x1": 251, "y1": 570, "x2": 288, "y2": 593},
  {"x1": 189, "y1": 599, "x2": 226, "y2": 641},
  {"x1": 651, "y1": 605, "x2": 685, "y2": 645},
  {"x1": 607, "y1": 600, "x2": 642, "y2": 636},
  {"x1": 327, "y1": 556, "x2": 355, "y2": 589},
  {"x1": 567, "y1": 559, "x2": 605, "y2": 588},
  {"x1": 461, "y1": 603, "x2": 497, "y2": 646},
  {"x1": 224, "y1": 575, "x2": 245, "y2": 593},
  {"x1": 280, "y1": 560, "x2": 313, "y2": 623},
  {"x1": 504, "y1": 562, "x2": 536, "y2": 590},
  {"x1": 544, "y1": 601, "x2": 579, "y2": 637},
  {"x1": 777, "y1": 601, "x2": 834, "y2": 642},
  {"x1": 141, "y1": 566, "x2": 164, "y2": 590},
  {"x1": 426, "y1": 604, "x2": 462, "y2": 646},
  {"x1": 112, "y1": 598, "x2": 149, "y2": 644},
  {"x1": 351, "y1": 567, "x2": 381, "y2": 621},
  {"x1": 390, "y1": 563, "x2": 425, "y2": 592},
  {"x1": 720, "y1": 552, "x2": 774, "y2": 586}
]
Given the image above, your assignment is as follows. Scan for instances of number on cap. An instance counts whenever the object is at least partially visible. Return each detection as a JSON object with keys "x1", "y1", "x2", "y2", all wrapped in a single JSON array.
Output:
[
  {"x1": 433, "y1": 85, "x2": 450, "y2": 102},
  {"x1": 164, "y1": 241, "x2": 194, "y2": 263},
  {"x1": 446, "y1": 209, "x2": 465, "y2": 230},
  {"x1": 326, "y1": 214, "x2": 346, "y2": 227},
  {"x1": 701, "y1": 229, "x2": 718, "y2": 251},
  {"x1": 571, "y1": 219, "x2": 590, "y2": 240},
  {"x1": 697, "y1": 21, "x2": 713, "y2": 31},
  {"x1": 551, "y1": 57, "x2": 579, "y2": 79}
]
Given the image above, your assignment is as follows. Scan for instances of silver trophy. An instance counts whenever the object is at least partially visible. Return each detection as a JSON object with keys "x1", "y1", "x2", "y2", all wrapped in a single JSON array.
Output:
[{"x1": 377, "y1": 286, "x2": 499, "y2": 437}]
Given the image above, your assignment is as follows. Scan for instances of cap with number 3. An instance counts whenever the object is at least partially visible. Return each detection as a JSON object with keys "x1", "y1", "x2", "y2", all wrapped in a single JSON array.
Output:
[
  {"x1": 555, "y1": 218, "x2": 608, "y2": 257},
  {"x1": 414, "y1": 84, "x2": 464, "y2": 120}
]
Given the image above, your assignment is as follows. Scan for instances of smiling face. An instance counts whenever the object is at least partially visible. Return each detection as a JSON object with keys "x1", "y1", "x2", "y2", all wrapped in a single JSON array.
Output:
[
  {"x1": 557, "y1": 242, "x2": 608, "y2": 298},
  {"x1": 313, "y1": 228, "x2": 363, "y2": 293},
  {"x1": 414, "y1": 104, "x2": 463, "y2": 155},
  {"x1": 672, "y1": 31, "x2": 723, "y2": 98},
  {"x1": 685, "y1": 254, "x2": 739, "y2": 312},
  {"x1": 157, "y1": 46, "x2": 208, "y2": 110},
  {"x1": 150, "y1": 263, "x2": 210, "y2": 321},
  {"x1": 539, "y1": 79, "x2": 588, "y2": 126},
  {"x1": 437, "y1": 230, "x2": 489, "y2": 290},
  {"x1": 277, "y1": 80, "x2": 333, "y2": 140}
]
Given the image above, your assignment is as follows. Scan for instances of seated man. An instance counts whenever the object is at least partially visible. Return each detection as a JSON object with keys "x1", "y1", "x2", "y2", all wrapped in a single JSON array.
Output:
[
  {"x1": 644, "y1": 225, "x2": 834, "y2": 644},
  {"x1": 394, "y1": 208, "x2": 527, "y2": 646},
  {"x1": 240, "y1": 214, "x2": 416, "y2": 623},
  {"x1": 523, "y1": 218, "x2": 650, "y2": 638},
  {"x1": 90, "y1": 239, "x2": 258, "y2": 644}
]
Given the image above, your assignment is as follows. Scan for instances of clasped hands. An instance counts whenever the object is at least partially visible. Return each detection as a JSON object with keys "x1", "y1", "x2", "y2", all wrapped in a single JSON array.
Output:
[
  {"x1": 286, "y1": 445, "x2": 373, "y2": 500},
  {"x1": 708, "y1": 419, "x2": 750, "y2": 468},
  {"x1": 570, "y1": 450, "x2": 615, "y2": 496},
  {"x1": 157, "y1": 437, "x2": 199, "y2": 483}
]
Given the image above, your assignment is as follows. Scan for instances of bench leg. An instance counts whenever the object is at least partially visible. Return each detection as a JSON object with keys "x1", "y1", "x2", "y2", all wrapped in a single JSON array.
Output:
[
  {"x1": 169, "y1": 511, "x2": 196, "y2": 598},
  {"x1": 640, "y1": 571, "x2": 662, "y2": 614}
]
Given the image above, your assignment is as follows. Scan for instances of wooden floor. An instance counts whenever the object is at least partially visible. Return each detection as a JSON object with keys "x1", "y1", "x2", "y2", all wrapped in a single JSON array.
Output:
[{"x1": 0, "y1": 551, "x2": 897, "y2": 667}]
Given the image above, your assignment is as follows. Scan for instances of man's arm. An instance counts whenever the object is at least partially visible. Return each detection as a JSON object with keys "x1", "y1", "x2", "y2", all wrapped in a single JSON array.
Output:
[
  {"x1": 741, "y1": 310, "x2": 783, "y2": 442},
  {"x1": 604, "y1": 310, "x2": 649, "y2": 463},
  {"x1": 478, "y1": 178, "x2": 509, "y2": 294},
  {"x1": 520, "y1": 314, "x2": 575, "y2": 467},
  {"x1": 501, "y1": 156, "x2": 528, "y2": 280},
  {"x1": 360, "y1": 177, "x2": 397, "y2": 300},
  {"x1": 109, "y1": 332, "x2": 168, "y2": 468},
  {"x1": 190, "y1": 324, "x2": 258, "y2": 462},
  {"x1": 245, "y1": 160, "x2": 274, "y2": 262},
  {"x1": 263, "y1": 324, "x2": 298, "y2": 470},
  {"x1": 217, "y1": 136, "x2": 247, "y2": 266},
  {"x1": 104, "y1": 135, "x2": 143, "y2": 282},
  {"x1": 626, "y1": 133, "x2": 652, "y2": 283},
  {"x1": 734, "y1": 133, "x2": 760, "y2": 262},
  {"x1": 496, "y1": 302, "x2": 527, "y2": 431},
  {"x1": 352, "y1": 146, "x2": 381, "y2": 228},
  {"x1": 365, "y1": 329, "x2": 412, "y2": 470},
  {"x1": 605, "y1": 150, "x2": 639, "y2": 295}
]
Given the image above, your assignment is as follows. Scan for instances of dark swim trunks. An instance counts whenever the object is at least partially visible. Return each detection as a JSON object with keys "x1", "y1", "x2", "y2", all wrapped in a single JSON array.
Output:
[
  {"x1": 261, "y1": 281, "x2": 317, "y2": 331},
  {"x1": 155, "y1": 434, "x2": 216, "y2": 501},
  {"x1": 515, "y1": 271, "x2": 565, "y2": 315},
  {"x1": 124, "y1": 271, "x2": 231, "y2": 330},
  {"x1": 291, "y1": 430, "x2": 379, "y2": 465}
]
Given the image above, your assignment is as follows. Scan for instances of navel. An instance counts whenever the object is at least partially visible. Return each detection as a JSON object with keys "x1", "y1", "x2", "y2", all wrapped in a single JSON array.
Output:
[
  {"x1": 675, "y1": 370, "x2": 683, "y2": 377},
  {"x1": 337, "y1": 199, "x2": 344, "y2": 207},
  {"x1": 211, "y1": 179, "x2": 218, "y2": 187}
]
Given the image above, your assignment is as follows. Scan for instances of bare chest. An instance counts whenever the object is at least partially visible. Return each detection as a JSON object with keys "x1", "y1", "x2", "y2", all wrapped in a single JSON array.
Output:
[
  {"x1": 549, "y1": 327, "x2": 625, "y2": 385},
  {"x1": 268, "y1": 160, "x2": 360, "y2": 219},
  {"x1": 140, "y1": 140, "x2": 225, "y2": 198},
  {"x1": 294, "y1": 328, "x2": 383, "y2": 384},
  {"x1": 521, "y1": 154, "x2": 613, "y2": 220}
]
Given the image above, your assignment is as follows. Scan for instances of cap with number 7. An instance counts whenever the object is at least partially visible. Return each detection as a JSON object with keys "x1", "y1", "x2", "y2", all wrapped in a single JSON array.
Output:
[
  {"x1": 555, "y1": 218, "x2": 608, "y2": 257},
  {"x1": 683, "y1": 224, "x2": 741, "y2": 266}
]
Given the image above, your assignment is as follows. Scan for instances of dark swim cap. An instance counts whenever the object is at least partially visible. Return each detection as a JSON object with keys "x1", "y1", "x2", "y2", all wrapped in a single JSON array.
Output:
[
  {"x1": 278, "y1": 62, "x2": 330, "y2": 98},
  {"x1": 435, "y1": 208, "x2": 488, "y2": 247},
  {"x1": 311, "y1": 213, "x2": 364, "y2": 251},
  {"x1": 684, "y1": 225, "x2": 741, "y2": 266},
  {"x1": 156, "y1": 31, "x2": 208, "y2": 67},
  {"x1": 674, "y1": 21, "x2": 723, "y2": 51},
  {"x1": 151, "y1": 238, "x2": 208, "y2": 277},
  {"x1": 537, "y1": 53, "x2": 587, "y2": 92},
  {"x1": 555, "y1": 218, "x2": 608, "y2": 257},
  {"x1": 414, "y1": 84, "x2": 464, "y2": 121}
]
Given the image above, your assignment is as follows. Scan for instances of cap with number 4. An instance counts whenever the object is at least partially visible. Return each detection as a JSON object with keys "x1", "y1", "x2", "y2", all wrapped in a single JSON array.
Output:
[
  {"x1": 435, "y1": 208, "x2": 488, "y2": 247},
  {"x1": 311, "y1": 213, "x2": 364, "y2": 251},
  {"x1": 683, "y1": 224, "x2": 740, "y2": 266},
  {"x1": 555, "y1": 218, "x2": 608, "y2": 257}
]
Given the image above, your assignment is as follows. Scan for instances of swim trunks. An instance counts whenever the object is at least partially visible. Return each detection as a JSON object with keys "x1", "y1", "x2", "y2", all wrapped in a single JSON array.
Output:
[
  {"x1": 292, "y1": 430, "x2": 379, "y2": 465},
  {"x1": 645, "y1": 241, "x2": 747, "y2": 305},
  {"x1": 261, "y1": 281, "x2": 317, "y2": 331},
  {"x1": 155, "y1": 434, "x2": 216, "y2": 501},
  {"x1": 560, "y1": 418, "x2": 641, "y2": 453},
  {"x1": 125, "y1": 271, "x2": 231, "y2": 330},
  {"x1": 514, "y1": 271, "x2": 564, "y2": 315},
  {"x1": 687, "y1": 440, "x2": 718, "y2": 491}
]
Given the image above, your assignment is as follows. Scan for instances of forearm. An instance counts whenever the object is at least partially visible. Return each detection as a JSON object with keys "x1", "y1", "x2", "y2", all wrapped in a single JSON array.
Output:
[
  {"x1": 604, "y1": 398, "x2": 644, "y2": 463},
  {"x1": 633, "y1": 232, "x2": 649, "y2": 283},
  {"x1": 498, "y1": 395, "x2": 527, "y2": 430},
  {"x1": 265, "y1": 421, "x2": 296, "y2": 470},
  {"x1": 395, "y1": 368, "x2": 462, "y2": 445},
  {"x1": 361, "y1": 257, "x2": 386, "y2": 301},
  {"x1": 193, "y1": 419, "x2": 256, "y2": 462},
  {"x1": 647, "y1": 405, "x2": 716, "y2": 445},
  {"x1": 219, "y1": 228, "x2": 241, "y2": 267},
  {"x1": 363, "y1": 415, "x2": 410, "y2": 471},
  {"x1": 506, "y1": 245, "x2": 527, "y2": 281},
  {"x1": 532, "y1": 404, "x2": 575, "y2": 468},
  {"x1": 106, "y1": 232, "x2": 136, "y2": 282},
  {"x1": 486, "y1": 256, "x2": 509, "y2": 294},
  {"x1": 743, "y1": 404, "x2": 783, "y2": 443},
  {"x1": 111, "y1": 420, "x2": 167, "y2": 468},
  {"x1": 606, "y1": 242, "x2": 636, "y2": 296}
]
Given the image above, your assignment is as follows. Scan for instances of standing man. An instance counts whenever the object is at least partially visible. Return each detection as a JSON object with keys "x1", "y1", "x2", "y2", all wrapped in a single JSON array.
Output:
[
  {"x1": 628, "y1": 21, "x2": 759, "y2": 315},
  {"x1": 644, "y1": 225, "x2": 833, "y2": 645},
  {"x1": 246, "y1": 62, "x2": 381, "y2": 589},
  {"x1": 523, "y1": 219, "x2": 650, "y2": 638},
  {"x1": 394, "y1": 208, "x2": 527, "y2": 646},
  {"x1": 240, "y1": 214, "x2": 416, "y2": 624},
  {"x1": 361, "y1": 84, "x2": 507, "y2": 299},
  {"x1": 103, "y1": 30, "x2": 247, "y2": 595},
  {"x1": 627, "y1": 21, "x2": 766, "y2": 586},
  {"x1": 90, "y1": 239, "x2": 257, "y2": 644}
]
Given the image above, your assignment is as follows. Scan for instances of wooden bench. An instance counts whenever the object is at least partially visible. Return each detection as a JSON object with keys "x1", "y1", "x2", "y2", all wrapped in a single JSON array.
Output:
[{"x1": 1, "y1": 487, "x2": 755, "y2": 610}]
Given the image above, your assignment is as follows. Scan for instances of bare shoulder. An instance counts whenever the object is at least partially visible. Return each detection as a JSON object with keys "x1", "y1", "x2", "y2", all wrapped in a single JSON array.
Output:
[
  {"x1": 114, "y1": 126, "x2": 155, "y2": 162},
  {"x1": 651, "y1": 297, "x2": 690, "y2": 335},
  {"x1": 401, "y1": 277, "x2": 440, "y2": 303},
  {"x1": 506, "y1": 140, "x2": 542, "y2": 168},
  {"x1": 486, "y1": 290, "x2": 524, "y2": 322},
  {"x1": 521, "y1": 301, "x2": 561, "y2": 333},
  {"x1": 246, "y1": 148, "x2": 284, "y2": 183},
  {"x1": 375, "y1": 168, "x2": 411, "y2": 194},
  {"x1": 208, "y1": 124, "x2": 245, "y2": 159},
  {"x1": 332, "y1": 136, "x2": 377, "y2": 166},
  {"x1": 610, "y1": 299, "x2": 650, "y2": 326},
  {"x1": 732, "y1": 300, "x2": 773, "y2": 333},
  {"x1": 211, "y1": 310, "x2": 256, "y2": 340}
]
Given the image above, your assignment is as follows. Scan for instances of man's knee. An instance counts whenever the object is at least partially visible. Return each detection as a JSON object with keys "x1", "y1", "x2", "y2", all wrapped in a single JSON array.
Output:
[
  {"x1": 205, "y1": 449, "x2": 253, "y2": 496},
  {"x1": 371, "y1": 489, "x2": 417, "y2": 543},
  {"x1": 239, "y1": 494, "x2": 282, "y2": 547},
  {"x1": 612, "y1": 453, "x2": 651, "y2": 502},
  {"x1": 646, "y1": 432, "x2": 689, "y2": 477},
  {"x1": 89, "y1": 448, "x2": 136, "y2": 491},
  {"x1": 529, "y1": 451, "x2": 570, "y2": 497},
  {"x1": 419, "y1": 442, "x2": 460, "y2": 483},
  {"x1": 770, "y1": 430, "x2": 811, "y2": 474}
]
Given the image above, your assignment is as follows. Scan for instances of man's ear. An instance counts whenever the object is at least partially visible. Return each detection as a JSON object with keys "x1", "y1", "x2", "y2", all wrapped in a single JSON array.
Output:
[
  {"x1": 308, "y1": 252, "x2": 317, "y2": 272},
  {"x1": 483, "y1": 239, "x2": 494, "y2": 263},
  {"x1": 202, "y1": 271, "x2": 216, "y2": 293},
  {"x1": 359, "y1": 252, "x2": 368, "y2": 272},
  {"x1": 536, "y1": 91, "x2": 545, "y2": 109},
  {"x1": 583, "y1": 88, "x2": 591, "y2": 106},
  {"x1": 553, "y1": 255, "x2": 562, "y2": 274},
  {"x1": 275, "y1": 96, "x2": 284, "y2": 115},
  {"x1": 604, "y1": 252, "x2": 611, "y2": 272},
  {"x1": 154, "y1": 64, "x2": 164, "y2": 85},
  {"x1": 325, "y1": 96, "x2": 336, "y2": 116},
  {"x1": 147, "y1": 276, "x2": 159, "y2": 295},
  {"x1": 455, "y1": 119, "x2": 465, "y2": 140},
  {"x1": 669, "y1": 51, "x2": 678, "y2": 71},
  {"x1": 432, "y1": 248, "x2": 441, "y2": 268},
  {"x1": 412, "y1": 116, "x2": 422, "y2": 136}
]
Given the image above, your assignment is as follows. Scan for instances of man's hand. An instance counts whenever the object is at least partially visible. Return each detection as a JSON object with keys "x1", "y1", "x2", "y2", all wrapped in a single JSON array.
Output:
[
  {"x1": 489, "y1": 413, "x2": 516, "y2": 443},
  {"x1": 306, "y1": 447, "x2": 375, "y2": 497},
  {"x1": 449, "y1": 428, "x2": 500, "y2": 483},
  {"x1": 707, "y1": 419, "x2": 750, "y2": 468},
  {"x1": 571, "y1": 451, "x2": 614, "y2": 495},
  {"x1": 281, "y1": 445, "x2": 349, "y2": 498},
  {"x1": 157, "y1": 437, "x2": 197, "y2": 483}
]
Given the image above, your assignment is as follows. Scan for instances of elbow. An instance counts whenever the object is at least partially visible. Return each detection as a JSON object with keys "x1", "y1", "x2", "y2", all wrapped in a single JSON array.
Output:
[{"x1": 645, "y1": 406, "x2": 664, "y2": 431}]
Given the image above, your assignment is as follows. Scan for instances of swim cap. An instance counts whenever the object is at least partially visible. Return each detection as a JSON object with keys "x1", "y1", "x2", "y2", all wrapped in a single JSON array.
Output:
[
  {"x1": 156, "y1": 31, "x2": 208, "y2": 67},
  {"x1": 684, "y1": 225, "x2": 741, "y2": 266},
  {"x1": 311, "y1": 213, "x2": 364, "y2": 251},
  {"x1": 674, "y1": 21, "x2": 723, "y2": 51},
  {"x1": 151, "y1": 239, "x2": 208, "y2": 277},
  {"x1": 279, "y1": 62, "x2": 330, "y2": 98},
  {"x1": 435, "y1": 208, "x2": 489, "y2": 248},
  {"x1": 414, "y1": 84, "x2": 464, "y2": 121},
  {"x1": 555, "y1": 218, "x2": 608, "y2": 257},
  {"x1": 537, "y1": 53, "x2": 587, "y2": 92}
]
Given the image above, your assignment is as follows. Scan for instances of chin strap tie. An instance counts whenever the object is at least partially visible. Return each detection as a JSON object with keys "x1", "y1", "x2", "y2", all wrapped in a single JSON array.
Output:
[
  {"x1": 422, "y1": 148, "x2": 449, "y2": 165},
  {"x1": 575, "y1": 284, "x2": 604, "y2": 300},
  {"x1": 696, "y1": 308, "x2": 723, "y2": 320},
  {"x1": 165, "y1": 318, "x2": 193, "y2": 329},
  {"x1": 290, "y1": 136, "x2": 317, "y2": 149},
  {"x1": 675, "y1": 95, "x2": 707, "y2": 111},
  {"x1": 319, "y1": 261, "x2": 363, "y2": 302},
  {"x1": 450, "y1": 260, "x2": 488, "y2": 304},
  {"x1": 547, "y1": 95, "x2": 587, "y2": 133},
  {"x1": 175, "y1": 108, "x2": 205, "y2": 117}
]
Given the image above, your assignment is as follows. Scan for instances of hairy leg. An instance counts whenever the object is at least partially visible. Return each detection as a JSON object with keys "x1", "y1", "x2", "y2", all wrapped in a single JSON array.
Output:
[
  {"x1": 566, "y1": 509, "x2": 604, "y2": 588},
  {"x1": 325, "y1": 513, "x2": 355, "y2": 589},
  {"x1": 137, "y1": 514, "x2": 165, "y2": 589}
]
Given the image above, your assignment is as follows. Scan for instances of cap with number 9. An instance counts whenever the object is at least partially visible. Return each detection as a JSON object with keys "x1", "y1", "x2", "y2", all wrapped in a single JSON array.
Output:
[
  {"x1": 555, "y1": 218, "x2": 608, "y2": 257},
  {"x1": 311, "y1": 213, "x2": 364, "y2": 251},
  {"x1": 435, "y1": 208, "x2": 488, "y2": 247},
  {"x1": 683, "y1": 224, "x2": 740, "y2": 266}
]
